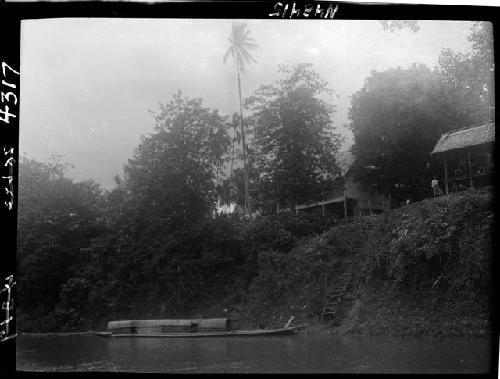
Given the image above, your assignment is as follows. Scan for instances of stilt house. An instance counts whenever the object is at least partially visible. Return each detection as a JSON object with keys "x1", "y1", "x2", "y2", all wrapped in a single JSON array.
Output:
[{"x1": 431, "y1": 122, "x2": 494, "y2": 194}]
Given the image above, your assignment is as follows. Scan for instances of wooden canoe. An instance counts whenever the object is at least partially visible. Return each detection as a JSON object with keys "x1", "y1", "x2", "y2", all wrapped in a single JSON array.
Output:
[{"x1": 91, "y1": 326, "x2": 300, "y2": 338}]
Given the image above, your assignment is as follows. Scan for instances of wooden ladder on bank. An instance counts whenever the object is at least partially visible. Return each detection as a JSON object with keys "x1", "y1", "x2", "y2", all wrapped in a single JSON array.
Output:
[{"x1": 321, "y1": 259, "x2": 354, "y2": 322}]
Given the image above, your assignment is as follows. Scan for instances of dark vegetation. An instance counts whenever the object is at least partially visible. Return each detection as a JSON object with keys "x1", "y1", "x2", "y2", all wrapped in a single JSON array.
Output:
[
  {"x1": 197, "y1": 188, "x2": 492, "y2": 337},
  {"x1": 16, "y1": 168, "x2": 337, "y2": 332},
  {"x1": 17, "y1": 176, "x2": 492, "y2": 336},
  {"x1": 17, "y1": 22, "x2": 493, "y2": 335},
  {"x1": 222, "y1": 189, "x2": 492, "y2": 337},
  {"x1": 349, "y1": 22, "x2": 493, "y2": 203}
]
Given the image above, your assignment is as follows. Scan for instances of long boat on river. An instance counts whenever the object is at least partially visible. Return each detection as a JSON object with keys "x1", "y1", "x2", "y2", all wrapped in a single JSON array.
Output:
[{"x1": 92, "y1": 317, "x2": 302, "y2": 338}]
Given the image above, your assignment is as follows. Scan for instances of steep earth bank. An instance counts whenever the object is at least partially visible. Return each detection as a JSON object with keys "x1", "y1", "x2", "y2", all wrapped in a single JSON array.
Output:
[
  {"x1": 186, "y1": 188, "x2": 493, "y2": 337},
  {"x1": 50, "y1": 188, "x2": 492, "y2": 337}
]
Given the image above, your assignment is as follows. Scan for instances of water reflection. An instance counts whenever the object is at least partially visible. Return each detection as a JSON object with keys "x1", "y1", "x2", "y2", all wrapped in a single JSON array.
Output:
[{"x1": 17, "y1": 334, "x2": 491, "y2": 373}]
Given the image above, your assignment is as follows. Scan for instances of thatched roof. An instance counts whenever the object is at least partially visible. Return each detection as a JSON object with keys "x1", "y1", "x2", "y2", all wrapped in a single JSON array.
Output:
[{"x1": 431, "y1": 122, "x2": 495, "y2": 155}]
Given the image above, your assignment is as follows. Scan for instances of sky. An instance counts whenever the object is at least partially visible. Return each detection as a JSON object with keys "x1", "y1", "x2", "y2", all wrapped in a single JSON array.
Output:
[{"x1": 20, "y1": 18, "x2": 476, "y2": 189}]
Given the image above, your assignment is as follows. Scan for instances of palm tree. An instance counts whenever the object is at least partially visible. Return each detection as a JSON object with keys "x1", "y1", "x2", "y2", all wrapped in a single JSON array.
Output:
[
  {"x1": 229, "y1": 113, "x2": 239, "y2": 195},
  {"x1": 223, "y1": 22, "x2": 257, "y2": 215}
]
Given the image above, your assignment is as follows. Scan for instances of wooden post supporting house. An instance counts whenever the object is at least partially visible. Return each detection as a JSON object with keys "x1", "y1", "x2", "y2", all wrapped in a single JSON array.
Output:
[
  {"x1": 343, "y1": 190, "x2": 348, "y2": 219},
  {"x1": 443, "y1": 156, "x2": 449, "y2": 194},
  {"x1": 467, "y1": 151, "x2": 474, "y2": 189}
]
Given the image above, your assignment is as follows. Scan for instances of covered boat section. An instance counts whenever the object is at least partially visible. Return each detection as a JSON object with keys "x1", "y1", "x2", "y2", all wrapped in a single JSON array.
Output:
[{"x1": 107, "y1": 318, "x2": 231, "y2": 334}]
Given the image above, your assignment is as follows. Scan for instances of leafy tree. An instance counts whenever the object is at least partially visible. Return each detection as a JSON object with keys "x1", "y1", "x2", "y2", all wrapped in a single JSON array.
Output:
[
  {"x1": 350, "y1": 22, "x2": 494, "y2": 204},
  {"x1": 86, "y1": 92, "x2": 234, "y2": 313},
  {"x1": 247, "y1": 64, "x2": 341, "y2": 210},
  {"x1": 125, "y1": 91, "x2": 230, "y2": 228},
  {"x1": 438, "y1": 21, "x2": 494, "y2": 126},
  {"x1": 17, "y1": 156, "x2": 105, "y2": 328},
  {"x1": 223, "y1": 22, "x2": 258, "y2": 215},
  {"x1": 348, "y1": 64, "x2": 452, "y2": 202}
]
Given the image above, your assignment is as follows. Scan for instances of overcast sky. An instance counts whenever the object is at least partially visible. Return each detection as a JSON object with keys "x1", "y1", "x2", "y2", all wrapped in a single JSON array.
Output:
[{"x1": 20, "y1": 19, "x2": 476, "y2": 189}]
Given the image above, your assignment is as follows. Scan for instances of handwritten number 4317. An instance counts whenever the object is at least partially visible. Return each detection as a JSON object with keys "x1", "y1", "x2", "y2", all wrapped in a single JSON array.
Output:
[{"x1": 0, "y1": 62, "x2": 20, "y2": 124}]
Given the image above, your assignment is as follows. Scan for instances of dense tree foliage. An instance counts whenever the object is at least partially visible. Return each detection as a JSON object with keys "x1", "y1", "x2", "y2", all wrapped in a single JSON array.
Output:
[
  {"x1": 247, "y1": 64, "x2": 341, "y2": 210},
  {"x1": 438, "y1": 22, "x2": 494, "y2": 126},
  {"x1": 349, "y1": 64, "x2": 450, "y2": 202},
  {"x1": 16, "y1": 85, "x2": 338, "y2": 332},
  {"x1": 349, "y1": 22, "x2": 494, "y2": 202},
  {"x1": 17, "y1": 156, "x2": 105, "y2": 329},
  {"x1": 125, "y1": 91, "x2": 230, "y2": 226},
  {"x1": 17, "y1": 154, "x2": 334, "y2": 331}
]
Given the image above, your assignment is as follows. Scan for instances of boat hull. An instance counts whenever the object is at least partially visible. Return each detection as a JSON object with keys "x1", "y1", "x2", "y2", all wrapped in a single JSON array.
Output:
[{"x1": 92, "y1": 327, "x2": 300, "y2": 338}]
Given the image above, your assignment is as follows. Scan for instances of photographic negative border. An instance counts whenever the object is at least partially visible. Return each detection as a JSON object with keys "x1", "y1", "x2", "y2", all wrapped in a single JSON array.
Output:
[{"x1": 1, "y1": 0, "x2": 498, "y2": 375}]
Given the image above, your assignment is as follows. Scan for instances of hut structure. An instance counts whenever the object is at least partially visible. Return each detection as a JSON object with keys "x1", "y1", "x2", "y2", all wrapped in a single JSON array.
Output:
[
  {"x1": 431, "y1": 122, "x2": 494, "y2": 194},
  {"x1": 279, "y1": 150, "x2": 389, "y2": 218}
]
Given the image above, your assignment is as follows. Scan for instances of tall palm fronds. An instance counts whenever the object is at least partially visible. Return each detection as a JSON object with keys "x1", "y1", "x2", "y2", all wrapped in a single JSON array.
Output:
[
  {"x1": 223, "y1": 22, "x2": 257, "y2": 215},
  {"x1": 223, "y1": 22, "x2": 258, "y2": 73}
]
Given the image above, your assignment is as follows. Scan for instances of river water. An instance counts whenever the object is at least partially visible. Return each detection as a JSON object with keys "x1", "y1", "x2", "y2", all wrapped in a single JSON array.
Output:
[{"x1": 16, "y1": 333, "x2": 492, "y2": 373}]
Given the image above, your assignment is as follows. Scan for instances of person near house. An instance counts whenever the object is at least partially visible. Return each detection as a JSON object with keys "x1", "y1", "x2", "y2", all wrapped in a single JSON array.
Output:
[{"x1": 431, "y1": 176, "x2": 440, "y2": 196}]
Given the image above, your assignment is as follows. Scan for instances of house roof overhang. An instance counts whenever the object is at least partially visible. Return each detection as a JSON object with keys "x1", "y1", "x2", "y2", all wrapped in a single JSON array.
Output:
[{"x1": 431, "y1": 122, "x2": 495, "y2": 156}]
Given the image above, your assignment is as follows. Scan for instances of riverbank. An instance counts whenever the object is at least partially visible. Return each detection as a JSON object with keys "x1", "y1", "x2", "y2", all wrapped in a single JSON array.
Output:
[
  {"x1": 184, "y1": 188, "x2": 493, "y2": 337},
  {"x1": 18, "y1": 188, "x2": 493, "y2": 338}
]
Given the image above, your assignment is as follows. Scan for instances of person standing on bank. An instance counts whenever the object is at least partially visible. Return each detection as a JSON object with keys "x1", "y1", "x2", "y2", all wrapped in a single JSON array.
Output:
[{"x1": 431, "y1": 176, "x2": 439, "y2": 196}]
